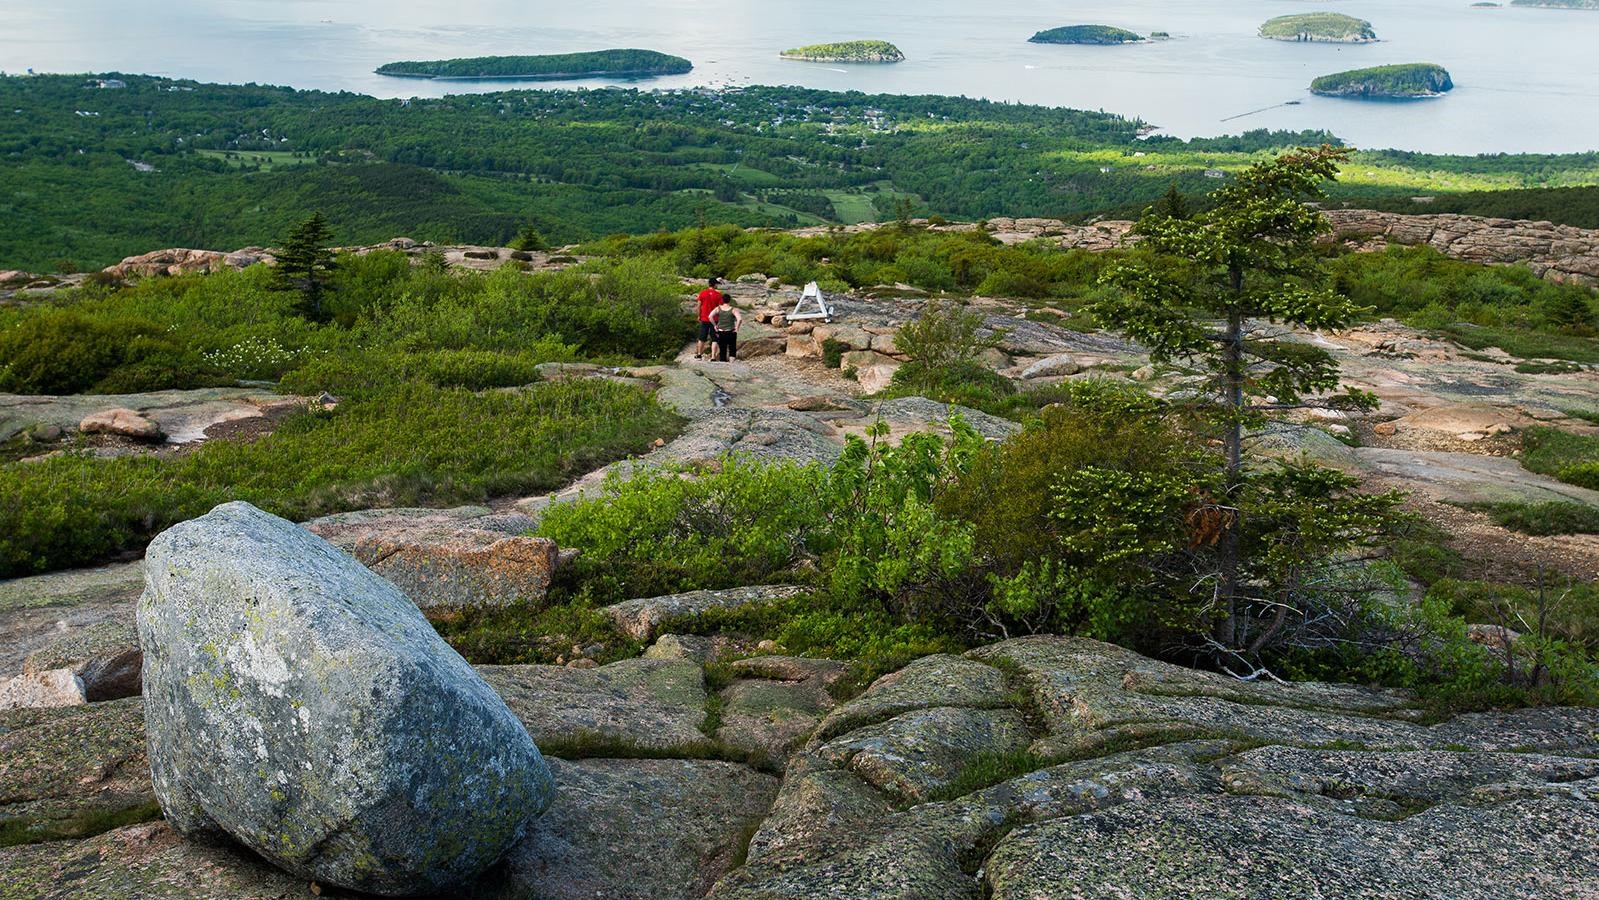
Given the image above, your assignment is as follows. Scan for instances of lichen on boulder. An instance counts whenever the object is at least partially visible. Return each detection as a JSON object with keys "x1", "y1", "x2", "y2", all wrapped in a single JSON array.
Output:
[{"x1": 137, "y1": 501, "x2": 554, "y2": 895}]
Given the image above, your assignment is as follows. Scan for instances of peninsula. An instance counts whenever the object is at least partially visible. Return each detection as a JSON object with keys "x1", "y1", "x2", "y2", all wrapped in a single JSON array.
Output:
[
  {"x1": 375, "y1": 49, "x2": 692, "y2": 81},
  {"x1": 1029, "y1": 25, "x2": 1144, "y2": 45},
  {"x1": 1311, "y1": 63, "x2": 1454, "y2": 99},
  {"x1": 1510, "y1": 0, "x2": 1599, "y2": 7},
  {"x1": 779, "y1": 41, "x2": 905, "y2": 63},
  {"x1": 1260, "y1": 13, "x2": 1378, "y2": 43}
]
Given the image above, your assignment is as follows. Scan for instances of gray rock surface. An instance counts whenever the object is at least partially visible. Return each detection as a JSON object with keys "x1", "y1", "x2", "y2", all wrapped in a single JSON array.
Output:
[
  {"x1": 486, "y1": 758, "x2": 779, "y2": 900},
  {"x1": 604, "y1": 585, "x2": 809, "y2": 642},
  {"x1": 0, "y1": 562, "x2": 142, "y2": 681},
  {"x1": 480, "y1": 657, "x2": 710, "y2": 753},
  {"x1": 22, "y1": 619, "x2": 142, "y2": 701},
  {"x1": 138, "y1": 501, "x2": 553, "y2": 895},
  {"x1": 0, "y1": 388, "x2": 295, "y2": 444}
]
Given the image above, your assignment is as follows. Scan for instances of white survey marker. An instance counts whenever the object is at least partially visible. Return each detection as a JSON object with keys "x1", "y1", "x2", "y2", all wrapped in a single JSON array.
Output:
[{"x1": 789, "y1": 281, "x2": 835, "y2": 322}]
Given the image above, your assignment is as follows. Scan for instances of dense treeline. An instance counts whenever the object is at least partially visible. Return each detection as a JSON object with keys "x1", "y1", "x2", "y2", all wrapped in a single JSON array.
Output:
[
  {"x1": 3, "y1": 74, "x2": 1598, "y2": 270},
  {"x1": 376, "y1": 50, "x2": 692, "y2": 80}
]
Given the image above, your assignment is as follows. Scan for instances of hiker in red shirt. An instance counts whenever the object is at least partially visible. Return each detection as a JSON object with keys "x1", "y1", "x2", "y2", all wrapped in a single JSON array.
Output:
[{"x1": 695, "y1": 277, "x2": 724, "y2": 359}]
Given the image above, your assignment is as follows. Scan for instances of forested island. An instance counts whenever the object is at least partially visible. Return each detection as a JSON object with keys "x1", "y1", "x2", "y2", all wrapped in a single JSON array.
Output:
[
  {"x1": 779, "y1": 41, "x2": 905, "y2": 63},
  {"x1": 375, "y1": 50, "x2": 692, "y2": 81},
  {"x1": 1311, "y1": 63, "x2": 1454, "y2": 98},
  {"x1": 1030, "y1": 25, "x2": 1144, "y2": 45},
  {"x1": 1260, "y1": 13, "x2": 1378, "y2": 43}
]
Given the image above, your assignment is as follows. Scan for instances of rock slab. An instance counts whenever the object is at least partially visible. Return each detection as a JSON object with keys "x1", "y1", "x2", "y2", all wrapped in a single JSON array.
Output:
[{"x1": 138, "y1": 501, "x2": 553, "y2": 895}]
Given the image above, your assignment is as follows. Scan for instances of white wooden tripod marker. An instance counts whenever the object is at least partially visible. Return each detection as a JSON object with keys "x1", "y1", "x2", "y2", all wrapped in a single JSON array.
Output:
[{"x1": 788, "y1": 281, "x2": 834, "y2": 322}]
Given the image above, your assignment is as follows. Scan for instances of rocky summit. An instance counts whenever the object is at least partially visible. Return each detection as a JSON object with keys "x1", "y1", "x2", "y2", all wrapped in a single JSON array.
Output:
[
  {"x1": 8, "y1": 622, "x2": 1599, "y2": 896},
  {"x1": 136, "y1": 502, "x2": 553, "y2": 895}
]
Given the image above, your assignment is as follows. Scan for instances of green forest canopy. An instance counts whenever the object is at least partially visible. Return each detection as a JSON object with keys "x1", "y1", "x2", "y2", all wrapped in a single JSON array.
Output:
[
  {"x1": 375, "y1": 50, "x2": 692, "y2": 80},
  {"x1": 1311, "y1": 63, "x2": 1454, "y2": 97},
  {"x1": 2, "y1": 73, "x2": 1598, "y2": 271},
  {"x1": 1029, "y1": 26, "x2": 1143, "y2": 45}
]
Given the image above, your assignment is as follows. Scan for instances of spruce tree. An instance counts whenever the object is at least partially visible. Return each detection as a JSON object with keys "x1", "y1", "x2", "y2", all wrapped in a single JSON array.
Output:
[
  {"x1": 272, "y1": 213, "x2": 336, "y2": 321},
  {"x1": 1089, "y1": 146, "x2": 1378, "y2": 652}
]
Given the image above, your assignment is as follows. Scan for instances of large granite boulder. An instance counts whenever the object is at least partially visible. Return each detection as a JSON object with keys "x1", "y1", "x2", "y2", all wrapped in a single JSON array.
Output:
[{"x1": 138, "y1": 502, "x2": 554, "y2": 895}]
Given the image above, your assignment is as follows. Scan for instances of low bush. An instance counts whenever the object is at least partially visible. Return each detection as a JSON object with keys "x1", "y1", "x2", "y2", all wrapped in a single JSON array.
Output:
[
  {"x1": 1473, "y1": 500, "x2": 1599, "y2": 536},
  {"x1": 0, "y1": 379, "x2": 678, "y2": 577},
  {"x1": 1520, "y1": 426, "x2": 1599, "y2": 490}
]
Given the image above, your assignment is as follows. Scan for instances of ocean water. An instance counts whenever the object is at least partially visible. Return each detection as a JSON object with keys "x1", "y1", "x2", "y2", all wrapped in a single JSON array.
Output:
[{"x1": 5, "y1": 0, "x2": 1599, "y2": 154}]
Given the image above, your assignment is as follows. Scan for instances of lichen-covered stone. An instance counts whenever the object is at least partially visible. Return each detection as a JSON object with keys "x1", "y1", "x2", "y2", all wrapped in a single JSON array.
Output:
[
  {"x1": 817, "y1": 706, "x2": 1032, "y2": 803},
  {"x1": 480, "y1": 657, "x2": 709, "y2": 753},
  {"x1": 983, "y1": 795, "x2": 1599, "y2": 898},
  {"x1": 814, "y1": 654, "x2": 1011, "y2": 742},
  {"x1": 138, "y1": 501, "x2": 552, "y2": 896},
  {"x1": 485, "y1": 758, "x2": 779, "y2": 900},
  {"x1": 718, "y1": 676, "x2": 835, "y2": 761},
  {"x1": 0, "y1": 699, "x2": 152, "y2": 842},
  {"x1": 603, "y1": 585, "x2": 808, "y2": 642},
  {"x1": 0, "y1": 821, "x2": 319, "y2": 899}
]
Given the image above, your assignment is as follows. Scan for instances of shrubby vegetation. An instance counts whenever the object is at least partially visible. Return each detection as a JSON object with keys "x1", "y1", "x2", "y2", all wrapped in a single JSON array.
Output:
[{"x1": 0, "y1": 230, "x2": 690, "y2": 576}]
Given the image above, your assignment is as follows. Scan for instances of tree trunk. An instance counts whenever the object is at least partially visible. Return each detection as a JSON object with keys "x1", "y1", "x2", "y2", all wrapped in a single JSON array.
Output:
[{"x1": 1215, "y1": 270, "x2": 1246, "y2": 648}]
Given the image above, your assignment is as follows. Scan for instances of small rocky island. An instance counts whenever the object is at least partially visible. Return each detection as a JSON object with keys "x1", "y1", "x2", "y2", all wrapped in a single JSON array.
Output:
[
  {"x1": 1030, "y1": 25, "x2": 1144, "y2": 45},
  {"x1": 1261, "y1": 13, "x2": 1378, "y2": 43},
  {"x1": 1311, "y1": 63, "x2": 1454, "y2": 99},
  {"x1": 376, "y1": 49, "x2": 692, "y2": 81},
  {"x1": 779, "y1": 41, "x2": 905, "y2": 63}
]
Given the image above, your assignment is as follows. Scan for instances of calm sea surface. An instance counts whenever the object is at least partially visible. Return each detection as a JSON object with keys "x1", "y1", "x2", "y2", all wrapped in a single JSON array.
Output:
[{"x1": 6, "y1": 0, "x2": 1599, "y2": 154}]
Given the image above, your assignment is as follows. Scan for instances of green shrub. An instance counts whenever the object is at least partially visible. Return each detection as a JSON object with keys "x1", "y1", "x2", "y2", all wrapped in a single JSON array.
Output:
[
  {"x1": 1474, "y1": 501, "x2": 1599, "y2": 536},
  {"x1": 0, "y1": 309, "x2": 215, "y2": 394},
  {"x1": 0, "y1": 379, "x2": 677, "y2": 577},
  {"x1": 821, "y1": 339, "x2": 848, "y2": 369},
  {"x1": 1520, "y1": 426, "x2": 1599, "y2": 489},
  {"x1": 537, "y1": 458, "x2": 826, "y2": 605}
]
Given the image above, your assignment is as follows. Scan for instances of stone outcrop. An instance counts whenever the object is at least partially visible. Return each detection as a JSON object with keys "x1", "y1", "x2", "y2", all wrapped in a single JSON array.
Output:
[
  {"x1": 138, "y1": 502, "x2": 553, "y2": 895},
  {"x1": 8, "y1": 634, "x2": 1599, "y2": 896},
  {"x1": 2, "y1": 387, "x2": 298, "y2": 445},
  {"x1": 303, "y1": 505, "x2": 556, "y2": 609},
  {"x1": 22, "y1": 619, "x2": 142, "y2": 702},
  {"x1": 0, "y1": 668, "x2": 87, "y2": 710},
  {"x1": 77, "y1": 408, "x2": 164, "y2": 441},
  {"x1": 1326, "y1": 208, "x2": 1599, "y2": 286},
  {"x1": 708, "y1": 636, "x2": 1599, "y2": 897},
  {"x1": 102, "y1": 248, "x2": 235, "y2": 279},
  {"x1": 603, "y1": 585, "x2": 810, "y2": 642}
]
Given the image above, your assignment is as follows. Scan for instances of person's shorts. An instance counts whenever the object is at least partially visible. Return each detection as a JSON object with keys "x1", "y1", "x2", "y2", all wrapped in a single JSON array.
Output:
[{"x1": 698, "y1": 321, "x2": 715, "y2": 341}]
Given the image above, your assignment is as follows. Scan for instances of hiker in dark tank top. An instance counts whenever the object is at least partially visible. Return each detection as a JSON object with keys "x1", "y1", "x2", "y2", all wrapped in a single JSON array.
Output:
[{"x1": 712, "y1": 295, "x2": 742, "y2": 362}]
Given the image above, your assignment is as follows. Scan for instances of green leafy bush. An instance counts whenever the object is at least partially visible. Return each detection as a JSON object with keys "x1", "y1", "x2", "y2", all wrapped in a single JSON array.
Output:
[{"x1": 0, "y1": 379, "x2": 677, "y2": 577}]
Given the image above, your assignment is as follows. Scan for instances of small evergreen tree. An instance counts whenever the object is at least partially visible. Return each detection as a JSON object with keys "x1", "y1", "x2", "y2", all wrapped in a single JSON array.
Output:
[
  {"x1": 1089, "y1": 146, "x2": 1383, "y2": 657},
  {"x1": 510, "y1": 224, "x2": 548, "y2": 252},
  {"x1": 272, "y1": 213, "x2": 336, "y2": 321},
  {"x1": 1151, "y1": 182, "x2": 1191, "y2": 220}
]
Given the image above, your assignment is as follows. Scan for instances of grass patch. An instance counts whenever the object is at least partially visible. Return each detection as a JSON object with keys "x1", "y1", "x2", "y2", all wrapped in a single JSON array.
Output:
[
  {"x1": 1514, "y1": 360, "x2": 1584, "y2": 375},
  {"x1": 1520, "y1": 426, "x2": 1599, "y2": 491},
  {"x1": 1466, "y1": 500, "x2": 1599, "y2": 536},
  {"x1": 432, "y1": 599, "x2": 639, "y2": 666},
  {"x1": 926, "y1": 750, "x2": 1051, "y2": 802},
  {"x1": 0, "y1": 800, "x2": 164, "y2": 848}
]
